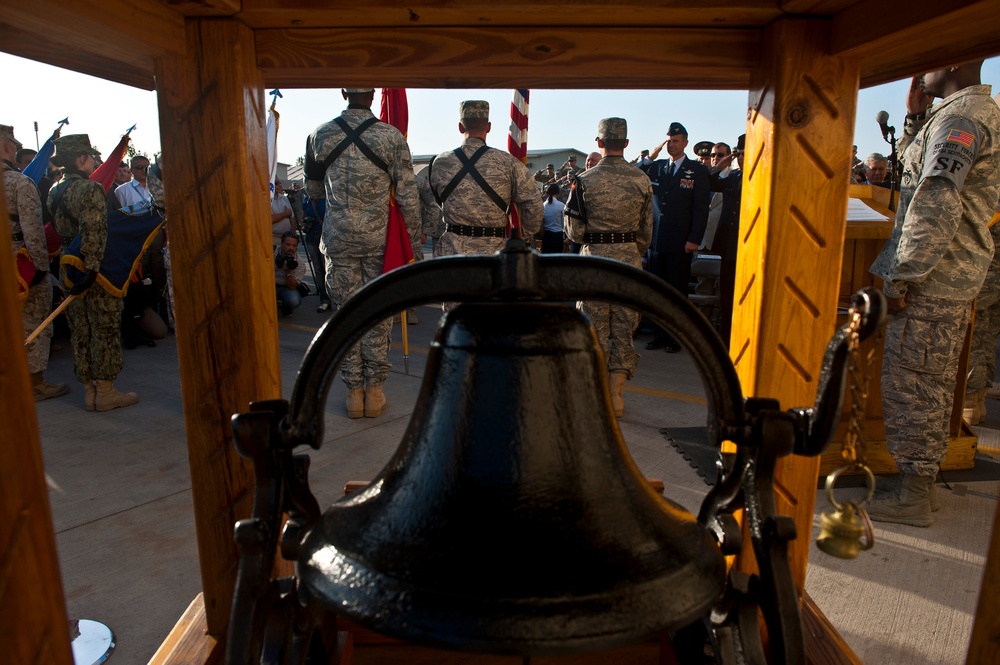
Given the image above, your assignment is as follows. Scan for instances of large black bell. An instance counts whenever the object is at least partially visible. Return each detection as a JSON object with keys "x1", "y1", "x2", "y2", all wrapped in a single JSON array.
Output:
[{"x1": 297, "y1": 302, "x2": 726, "y2": 655}]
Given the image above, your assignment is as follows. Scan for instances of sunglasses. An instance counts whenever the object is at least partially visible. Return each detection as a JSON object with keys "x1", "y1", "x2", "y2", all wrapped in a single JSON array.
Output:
[{"x1": 710, "y1": 152, "x2": 728, "y2": 158}]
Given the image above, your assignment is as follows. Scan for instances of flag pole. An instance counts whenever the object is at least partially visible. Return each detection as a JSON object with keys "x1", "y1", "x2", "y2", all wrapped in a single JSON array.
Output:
[
  {"x1": 401, "y1": 312, "x2": 410, "y2": 374},
  {"x1": 25, "y1": 294, "x2": 75, "y2": 346}
]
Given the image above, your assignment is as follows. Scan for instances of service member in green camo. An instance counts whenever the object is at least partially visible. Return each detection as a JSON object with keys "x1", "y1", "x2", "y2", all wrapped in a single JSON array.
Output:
[{"x1": 48, "y1": 134, "x2": 139, "y2": 412}]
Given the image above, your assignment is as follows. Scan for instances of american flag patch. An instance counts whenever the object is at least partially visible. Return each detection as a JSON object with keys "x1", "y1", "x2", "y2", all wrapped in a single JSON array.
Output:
[{"x1": 947, "y1": 129, "x2": 974, "y2": 146}]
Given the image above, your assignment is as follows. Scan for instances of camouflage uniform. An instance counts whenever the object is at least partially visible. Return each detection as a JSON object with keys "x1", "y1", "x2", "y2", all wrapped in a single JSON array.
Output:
[
  {"x1": 49, "y1": 169, "x2": 124, "y2": 384},
  {"x1": 564, "y1": 121, "x2": 653, "y2": 379},
  {"x1": 304, "y1": 102, "x2": 419, "y2": 389},
  {"x1": 967, "y1": 200, "x2": 1000, "y2": 395},
  {"x1": 870, "y1": 84, "x2": 1000, "y2": 477},
  {"x1": 414, "y1": 171, "x2": 444, "y2": 257},
  {"x1": 429, "y1": 101, "x2": 542, "y2": 264},
  {"x1": 5, "y1": 158, "x2": 51, "y2": 373}
]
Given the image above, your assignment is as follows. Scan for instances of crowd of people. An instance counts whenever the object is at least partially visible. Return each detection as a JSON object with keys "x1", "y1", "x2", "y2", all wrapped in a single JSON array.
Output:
[{"x1": 8, "y1": 61, "x2": 1000, "y2": 531}]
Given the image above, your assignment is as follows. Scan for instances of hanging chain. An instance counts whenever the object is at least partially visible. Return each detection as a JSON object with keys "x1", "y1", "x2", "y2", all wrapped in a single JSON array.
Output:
[{"x1": 816, "y1": 305, "x2": 882, "y2": 559}]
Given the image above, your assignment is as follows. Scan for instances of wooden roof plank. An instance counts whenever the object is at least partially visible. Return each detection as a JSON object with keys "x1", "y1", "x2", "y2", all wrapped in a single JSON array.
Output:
[
  {"x1": 235, "y1": 0, "x2": 782, "y2": 28},
  {"x1": 832, "y1": 0, "x2": 1000, "y2": 86},
  {"x1": 255, "y1": 26, "x2": 759, "y2": 89}
]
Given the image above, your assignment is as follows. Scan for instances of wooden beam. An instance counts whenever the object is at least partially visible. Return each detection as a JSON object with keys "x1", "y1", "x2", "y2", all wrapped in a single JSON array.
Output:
[
  {"x1": 255, "y1": 26, "x2": 759, "y2": 89},
  {"x1": 733, "y1": 18, "x2": 859, "y2": 593},
  {"x1": 831, "y1": 0, "x2": 1000, "y2": 88},
  {"x1": 0, "y1": 0, "x2": 185, "y2": 89},
  {"x1": 802, "y1": 592, "x2": 862, "y2": 665},
  {"x1": 154, "y1": 18, "x2": 281, "y2": 634},
  {"x1": 967, "y1": 502, "x2": 1000, "y2": 665},
  {"x1": 236, "y1": 0, "x2": 782, "y2": 28},
  {"x1": 147, "y1": 594, "x2": 223, "y2": 665},
  {"x1": 156, "y1": 0, "x2": 240, "y2": 18},
  {"x1": 0, "y1": 181, "x2": 73, "y2": 663}
]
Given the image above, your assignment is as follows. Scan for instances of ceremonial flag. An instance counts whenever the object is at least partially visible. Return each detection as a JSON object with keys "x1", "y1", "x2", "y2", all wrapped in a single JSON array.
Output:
[
  {"x1": 506, "y1": 88, "x2": 530, "y2": 236},
  {"x1": 22, "y1": 136, "x2": 54, "y2": 185},
  {"x1": 378, "y1": 88, "x2": 414, "y2": 274},
  {"x1": 267, "y1": 89, "x2": 282, "y2": 200},
  {"x1": 60, "y1": 202, "x2": 164, "y2": 297},
  {"x1": 23, "y1": 118, "x2": 68, "y2": 185},
  {"x1": 90, "y1": 127, "x2": 134, "y2": 193},
  {"x1": 15, "y1": 249, "x2": 38, "y2": 304}
]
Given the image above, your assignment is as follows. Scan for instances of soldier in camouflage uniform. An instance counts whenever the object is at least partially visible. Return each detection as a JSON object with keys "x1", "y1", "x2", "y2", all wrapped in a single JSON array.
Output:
[
  {"x1": 868, "y1": 62, "x2": 1000, "y2": 526},
  {"x1": 564, "y1": 118, "x2": 653, "y2": 418},
  {"x1": 962, "y1": 194, "x2": 1000, "y2": 423},
  {"x1": 304, "y1": 88, "x2": 420, "y2": 419},
  {"x1": 48, "y1": 134, "x2": 139, "y2": 412},
  {"x1": 428, "y1": 100, "x2": 542, "y2": 280},
  {"x1": 2, "y1": 124, "x2": 68, "y2": 401}
]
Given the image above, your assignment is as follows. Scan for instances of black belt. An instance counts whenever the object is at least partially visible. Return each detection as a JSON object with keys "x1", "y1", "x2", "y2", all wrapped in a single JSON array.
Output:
[
  {"x1": 446, "y1": 223, "x2": 506, "y2": 238},
  {"x1": 11, "y1": 232, "x2": 23, "y2": 242},
  {"x1": 583, "y1": 232, "x2": 636, "y2": 244}
]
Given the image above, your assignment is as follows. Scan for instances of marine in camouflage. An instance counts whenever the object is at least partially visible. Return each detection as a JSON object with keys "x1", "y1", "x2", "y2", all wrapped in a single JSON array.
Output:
[
  {"x1": 305, "y1": 102, "x2": 418, "y2": 388},
  {"x1": 6, "y1": 161, "x2": 52, "y2": 373},
  {"x1": 870, "y1": 83, "x2": 1000, "y2": 477},
  {"x1": 429, "y1": 139, "x2": 543, "y2": 258},
  {"x1": 326, "y1": 256, "x2": 391, "y2": 388},
  {"x1": 564, "y1": 153, "x2": 653, "y2": 379},
  {"x1": 49, "y1": 171, "x2": 124, "y2": 382}
]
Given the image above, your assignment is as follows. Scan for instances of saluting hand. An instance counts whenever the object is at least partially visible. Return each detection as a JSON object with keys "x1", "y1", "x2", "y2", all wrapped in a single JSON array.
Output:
[{"x1": 906, "y1": 76, "x2": 933, "y2": 116}]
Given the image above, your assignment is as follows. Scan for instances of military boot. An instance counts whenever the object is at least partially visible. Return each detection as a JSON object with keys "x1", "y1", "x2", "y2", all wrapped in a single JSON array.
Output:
[
  {"x1": 30, "y1": 372, "x2": 70, "y2": 402},
  {"x1": 976, "y1": 388, "x2": 988, "y2": 424},
  {"x1": 364, "y1": 384, "x2": 387, "y2": 418},
  {"x1": 346, "y1": 388, "x2": 365, "y2": 419},
  {"x1": 85, "y1": 380, "x2": 96, "y2": 412},
  {"x1": 608, "y1": 371, "x2": 627, "y2": 418},
  {"x1": 93, "y1": 380, "x2": 139, "y2": 412},
  {"x1": 407, "y1": 308, "x2": 419, "y2": 325},
  {"x1": 963, "y1": 390, "x2": 979, "y2": 424},
  {"x1": 928, "y1": 481, "x2": 940, "y2": 512},
  {"x1": 867, "y1": 473, "x2": 933, "y2": 527}
]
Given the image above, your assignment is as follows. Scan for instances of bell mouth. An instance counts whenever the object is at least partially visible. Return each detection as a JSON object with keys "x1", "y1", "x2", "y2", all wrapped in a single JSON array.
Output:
[{"x1": 297, "y1": 302, "x2": 726, "y2": 654}]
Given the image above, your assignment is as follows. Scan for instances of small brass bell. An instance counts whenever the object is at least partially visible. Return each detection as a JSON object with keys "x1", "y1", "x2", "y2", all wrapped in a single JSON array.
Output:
[{"x1": 817, "y1": 503, "x2": 867, "y2": 559}]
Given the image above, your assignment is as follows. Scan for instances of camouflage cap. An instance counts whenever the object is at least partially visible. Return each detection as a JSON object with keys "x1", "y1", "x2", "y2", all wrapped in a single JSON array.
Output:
[
  {"x1": 693, "y1": 140, "x2": 714, "y2": 157},
  {"x1": 460, "y1": 100, "x2": 490, "y2": 120},
  {"x1": 0, "y1": 124, "x2": 21, "y2": 148},
  {"x1": 344, "y1": 88, "x2": 375, "y2": 94},
  {"x1": 53, "y1": 134, "x2": 100, "y2": 158},
  {"x1": 667, "y1": 122, "x2": 688, "y2": 137},
  {"x1": 596, "y1": 117, "x2": 627, "y2": 140}
]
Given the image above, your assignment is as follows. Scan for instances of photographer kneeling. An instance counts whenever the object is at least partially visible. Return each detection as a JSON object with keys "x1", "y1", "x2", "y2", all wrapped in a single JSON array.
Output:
[{"x1": 274, "y1": 231, "x2": 308, "y2": 317}]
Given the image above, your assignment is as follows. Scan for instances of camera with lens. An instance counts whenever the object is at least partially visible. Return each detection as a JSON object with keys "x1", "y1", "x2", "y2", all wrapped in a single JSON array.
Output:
[{"x1": 276, "y1": 253, "x2": 299, "y2": 270}]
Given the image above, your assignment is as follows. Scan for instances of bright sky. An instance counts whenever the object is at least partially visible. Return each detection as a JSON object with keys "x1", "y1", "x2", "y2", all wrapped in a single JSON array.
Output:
[{"x1": 2, "y1": 53, "x2": 999, "y2": 168}]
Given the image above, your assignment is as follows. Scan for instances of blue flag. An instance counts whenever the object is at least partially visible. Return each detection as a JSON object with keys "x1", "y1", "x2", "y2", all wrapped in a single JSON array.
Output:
[
  {"x1": 61, "y1": 202, "x2": 165, "y2": 297},
  {"x1": 22, "y1": 136, "x2": 54, "y2": 185}
]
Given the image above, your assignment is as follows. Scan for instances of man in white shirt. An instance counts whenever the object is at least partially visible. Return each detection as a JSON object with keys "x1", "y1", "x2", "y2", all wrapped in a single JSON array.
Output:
[
  {"x1": 114, "y1": 155, "x2": 152, "y2": 208},
  {"x1": 702, "y1": 142, "x2": 732, "y2": 249}
]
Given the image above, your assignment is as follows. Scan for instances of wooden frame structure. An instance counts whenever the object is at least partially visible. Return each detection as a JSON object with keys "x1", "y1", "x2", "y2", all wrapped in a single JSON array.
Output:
[{"x1": 2, "y1": 2, "x2": 999, "y2": 663}]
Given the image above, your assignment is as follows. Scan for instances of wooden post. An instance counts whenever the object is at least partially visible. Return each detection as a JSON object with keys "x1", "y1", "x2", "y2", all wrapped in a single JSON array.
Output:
[
  {"x1": 154, "y1": 18, "x2": 281, "y2": 634},
  {"x1": 0, "y1": 185, "x2": 73, "y2": 663},
  {"x1": 966, "y1": 502, "x2": 1000, "y2": 665},
  {"x1": 732, "y1": 18, "x2": 860, "y2": 590}
]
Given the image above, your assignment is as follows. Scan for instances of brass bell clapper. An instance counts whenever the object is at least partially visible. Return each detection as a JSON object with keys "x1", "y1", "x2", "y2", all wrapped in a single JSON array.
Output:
[
  {"x1": 816, "y1": 302, "x2": 881, "y2": 560},
  {"x1": 223, "y1": 239, "x2": 885, "y2": 664}
]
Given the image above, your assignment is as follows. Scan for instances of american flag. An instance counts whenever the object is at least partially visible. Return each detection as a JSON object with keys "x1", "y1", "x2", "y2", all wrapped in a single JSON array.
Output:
[
  {"x1": 508, "y1": 89, "x2": 529, "y2": 164},
  {"x1": 947, "y1": 128, "x2": 974, "y2": 147}
]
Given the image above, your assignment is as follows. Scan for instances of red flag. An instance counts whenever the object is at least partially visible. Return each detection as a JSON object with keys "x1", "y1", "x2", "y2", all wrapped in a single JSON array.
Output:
[
  {"x1": 90, "y1": 133, "x2": 132, "y2": 193},
  {"x1": 506, "y1": 89, "x2": 530, "y2": 236},
  {"x1": 15, "y1": 249, "x2": 36, "y2": 303},
  {"x1": 379, "y1": 89, "x2": 409, "y2": 139},
  {"x1": 379, "y1": 88, "x2": 414, "y2": 273}
]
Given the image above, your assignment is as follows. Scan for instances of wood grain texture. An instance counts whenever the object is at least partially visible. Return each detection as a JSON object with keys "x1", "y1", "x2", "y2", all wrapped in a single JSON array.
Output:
[
  {"x1": 967, "y1": 501, "x2": 1000, "y2": 665},
  {"x1": 732, "y1": 18, "x2": 859, "y2": 592},
  {"x1": 832, "y1": 0, "x2": 1000, "y2": 88},
  {"x1": 0, "y1": 0, "x2": 185, "y2": 90},
  {"x1": 254, "y1": 26, "x2": 759, "y2": 89},
  {"x1": 147, "y1": 593, "x2": 223, "y2": 665},
  {"x1": 802, "y1": 592, "x2": 862, "y2": 665},
  {"x1": 154, "y1": 18, "x2": 281, "y2": 634},
  {"x1": 0, "y1": 177, "x2": 73, "y2": 663},
  {"x1": 233, "y1": 0, "x2": 782, "y2": 28}
]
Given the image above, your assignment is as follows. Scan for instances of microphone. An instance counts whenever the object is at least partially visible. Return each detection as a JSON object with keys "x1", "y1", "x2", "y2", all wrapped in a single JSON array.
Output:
[{"x1": 875, "y1": 111, "x2": 894, "y2": 141}]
